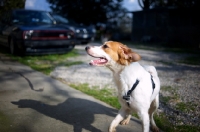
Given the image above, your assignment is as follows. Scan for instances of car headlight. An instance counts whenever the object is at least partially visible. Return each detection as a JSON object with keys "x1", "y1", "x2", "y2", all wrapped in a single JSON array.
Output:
[
  {"x1": 76, "y1": 29, "x2": 80, "y2": 33},
  {"x1": 23, "y1": 30, "x2": 34, "y2": 39},
  {"x1": 92, "y1": 28, "x2": 96, "y2": 33}
]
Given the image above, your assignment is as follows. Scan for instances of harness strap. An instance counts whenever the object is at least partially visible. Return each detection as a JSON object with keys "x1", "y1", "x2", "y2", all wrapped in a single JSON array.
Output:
[
  {"x1": 123, "y1": 75, "x2": 156, "y2": 107},
  {"x1": 123, "y1": 79, "x2": 139, "y2": 106},
  {"x1": 151, "y1": 75, "x2": 156, "y2": 93}
]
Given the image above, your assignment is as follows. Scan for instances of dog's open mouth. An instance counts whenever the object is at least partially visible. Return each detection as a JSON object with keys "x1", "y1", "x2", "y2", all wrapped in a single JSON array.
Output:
[{"x1": 90, "y1": 57, "x2": 108, "y2": 66}]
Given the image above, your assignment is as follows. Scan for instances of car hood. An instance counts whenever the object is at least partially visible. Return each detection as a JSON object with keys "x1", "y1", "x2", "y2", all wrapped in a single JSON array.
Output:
[
  {"x1": 56, "y1": 23, "x2": 87, "y2": 30},
  {"x1": 18, "y1": 24, "x2": 70, "y2": 31}
]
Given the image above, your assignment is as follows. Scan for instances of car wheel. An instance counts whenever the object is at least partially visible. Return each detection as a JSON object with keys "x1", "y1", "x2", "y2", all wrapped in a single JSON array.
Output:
[
  {"x1": 70, "y1": 44, "x2": 75, "y2": 50},
  {"x1": 10, "y1": 38, "x2": 17, "y2": 55}
]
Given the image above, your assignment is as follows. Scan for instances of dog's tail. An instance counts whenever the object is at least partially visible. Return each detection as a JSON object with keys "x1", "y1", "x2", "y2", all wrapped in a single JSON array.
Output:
[{"x1": 143, "y1": 65, "x2": 158, "y2": 77}]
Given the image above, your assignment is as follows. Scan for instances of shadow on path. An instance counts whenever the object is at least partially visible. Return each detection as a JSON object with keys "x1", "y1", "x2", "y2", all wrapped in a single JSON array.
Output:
[{"x1": 12, "y1": 98, "x2": 119, "y2": 132}]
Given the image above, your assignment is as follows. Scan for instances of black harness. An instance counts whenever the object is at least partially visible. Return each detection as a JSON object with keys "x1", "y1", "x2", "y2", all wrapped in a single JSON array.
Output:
[{"x1": 123, "y1": 75, "x2": 155, "y2": 107}]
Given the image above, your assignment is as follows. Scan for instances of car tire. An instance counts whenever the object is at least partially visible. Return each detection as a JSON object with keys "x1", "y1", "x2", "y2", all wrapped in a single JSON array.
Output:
[
  {"x1": 69, "y1": 44, "x2": 75, "y2": 51},
  {"x1": 9, "y1": 38, "x2": 25, "y2": 56},
  {"x1": 9, "y1": 38, "x2": 17, "y2": 55}
]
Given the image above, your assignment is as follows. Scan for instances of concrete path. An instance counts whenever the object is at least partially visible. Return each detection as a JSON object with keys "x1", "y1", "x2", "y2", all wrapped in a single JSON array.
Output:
[{"x1": 0, "y1": 53, "x2": 142, "y2": 132}]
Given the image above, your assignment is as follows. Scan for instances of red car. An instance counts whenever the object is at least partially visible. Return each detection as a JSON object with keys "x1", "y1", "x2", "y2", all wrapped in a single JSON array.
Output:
[{"x1": 0, "y1": 9, "x2": 76, "y2": 55}]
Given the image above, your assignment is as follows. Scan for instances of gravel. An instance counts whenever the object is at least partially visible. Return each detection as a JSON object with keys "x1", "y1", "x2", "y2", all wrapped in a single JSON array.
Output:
[{"x1": 51, "y1": 43, "x2": 200, "y2": 127}]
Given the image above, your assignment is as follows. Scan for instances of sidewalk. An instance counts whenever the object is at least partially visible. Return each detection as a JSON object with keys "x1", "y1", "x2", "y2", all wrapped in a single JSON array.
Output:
[{"x1": 0, "y1": 53, "x2": 142, "y2": 132}]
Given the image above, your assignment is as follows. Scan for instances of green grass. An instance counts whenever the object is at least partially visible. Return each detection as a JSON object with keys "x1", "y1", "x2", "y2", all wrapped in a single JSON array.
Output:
[
  {"x1": 0, "y1": 111, "x2": 14, "y2": 132},
  {"x1": 161, "y1": 86, "x2": 175, "y2": 91},
  {"x1": 160, "y1": 96, "x2": 171, "y2": 105},
  {"x1": 154, "y1": 113, "x2": 174, "y2": 132},
  {"x1": 175, "y1": 102, "x2": 189, "y2": 112},
  {"x1": 64, "y1": 61, "x2": 83, "y2": 67},
  {"x1": 175, "y1": 102, "x2": 196, "y2": 112},
  {"x1": 158, "y1": 86, "x2": 200, "y2": 131},
  {"x1": 69, "y1": 83, "x2": 121, "y2": 109},
  {"x1": 179, "y1": 56, "x2": 200, "y2": 65},
  {"x1": 161, "y1": 86, "x2": 196, "y2": 112},
  {"x1": 154, "y1": 113, "x2": 200, "y2": 132},
  {"x1": 175, "y1": 125, "x2": 200, "y2": 132},
  {"x1": 160, "y1": 86, "x2": 180, "y2": 105},
  {"x1": 9, "y1": 49, "x2": 83, "y2": 75}
]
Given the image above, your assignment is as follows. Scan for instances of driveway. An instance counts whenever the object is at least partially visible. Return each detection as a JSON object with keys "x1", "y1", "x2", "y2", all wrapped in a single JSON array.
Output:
[{"x1": 0, "y1": 52, "x2": 142, "y2": 132}]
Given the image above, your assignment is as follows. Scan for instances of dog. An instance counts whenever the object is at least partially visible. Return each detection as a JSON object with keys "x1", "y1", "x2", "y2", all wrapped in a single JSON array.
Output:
[{"x1": 85, "y1": 41, "x2": 160, "y2": 132}]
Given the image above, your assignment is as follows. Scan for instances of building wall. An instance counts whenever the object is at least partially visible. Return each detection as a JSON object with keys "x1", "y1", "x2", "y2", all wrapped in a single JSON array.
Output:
[{"x1": 131, "y1": 8, "x2": 200, "y2": 48}]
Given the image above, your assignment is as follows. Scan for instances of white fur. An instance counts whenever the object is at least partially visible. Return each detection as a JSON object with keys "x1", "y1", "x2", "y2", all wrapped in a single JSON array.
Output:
[{"x1": 86, "y1": 44, "x2": 160, "y2": 132}]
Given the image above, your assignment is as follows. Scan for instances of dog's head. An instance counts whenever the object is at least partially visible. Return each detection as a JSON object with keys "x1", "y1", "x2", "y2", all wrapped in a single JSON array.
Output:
[{"x1": 85, "y1": 41, "x2": 141, "y2": 67}]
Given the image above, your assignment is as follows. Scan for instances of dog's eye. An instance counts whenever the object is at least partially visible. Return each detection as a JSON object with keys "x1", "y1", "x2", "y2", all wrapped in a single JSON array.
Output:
[{"x1": 103, "y1": 45, "x2": 109, "y2": 49}]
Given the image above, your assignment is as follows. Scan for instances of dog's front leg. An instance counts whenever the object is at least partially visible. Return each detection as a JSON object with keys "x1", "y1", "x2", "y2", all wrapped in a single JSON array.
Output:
[
  {"x1": 120, "y1": 114, "x2": 131, "y2": 125},
  {"x1": 109, "y1": 108, "x2": 126, "y2": 132}
]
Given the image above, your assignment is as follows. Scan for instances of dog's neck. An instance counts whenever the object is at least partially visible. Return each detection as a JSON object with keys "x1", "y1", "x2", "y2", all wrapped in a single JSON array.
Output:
[
  {"x1": 107, "y1": 62, "x2": 144, "y2": 95},
  {"x1": 106, "y1": 61, "x2": 126, "y2": 74},
  {"x1": 106, "y1": 62, "x2": 131, "y2": 94}
]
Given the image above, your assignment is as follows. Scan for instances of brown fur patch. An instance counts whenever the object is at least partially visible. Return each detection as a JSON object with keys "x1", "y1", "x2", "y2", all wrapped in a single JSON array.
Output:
[{"x1": 102, "y1": 41, "x2": 141, "y2": 65}]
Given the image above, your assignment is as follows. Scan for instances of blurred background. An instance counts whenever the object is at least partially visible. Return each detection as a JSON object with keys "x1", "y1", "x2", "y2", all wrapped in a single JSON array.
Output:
[{"x1": 1, "y1": 0, "x2": 200, "y2": 49}]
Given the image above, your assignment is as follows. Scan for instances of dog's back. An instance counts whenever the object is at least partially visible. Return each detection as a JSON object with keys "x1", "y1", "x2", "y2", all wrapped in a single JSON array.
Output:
[{"x1": 143, "y1": 65, "x2": 158, "y2": 77}]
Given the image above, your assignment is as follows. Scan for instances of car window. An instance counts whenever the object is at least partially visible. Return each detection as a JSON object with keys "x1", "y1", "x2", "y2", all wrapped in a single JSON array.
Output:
[
  {"x1": 52, "y1": 14, "x2": 69, "y2": 24},
  {"x1": 51, "y1": 14, "x2": 80, "y2": 26},
  {"x1": 13, "y1": 10, "x2": 53, "y2": 24}
]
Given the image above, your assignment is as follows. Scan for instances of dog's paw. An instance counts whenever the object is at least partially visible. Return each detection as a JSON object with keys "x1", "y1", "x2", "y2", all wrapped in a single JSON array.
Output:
[
  {"x1": 108, "y1": 127, "x2": 116, "y2": 132},
  {"x1": 120, "y1": 118, "x2": 130, "y2": 125},
  {"x1": 151, "y1": 126, "x2": 159, "y2": 132}
]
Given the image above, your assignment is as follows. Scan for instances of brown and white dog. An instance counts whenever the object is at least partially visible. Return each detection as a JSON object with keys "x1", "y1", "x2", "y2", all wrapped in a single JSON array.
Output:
[{"x1": 85, "y1": 41, "x2": 160, "y2": 132}]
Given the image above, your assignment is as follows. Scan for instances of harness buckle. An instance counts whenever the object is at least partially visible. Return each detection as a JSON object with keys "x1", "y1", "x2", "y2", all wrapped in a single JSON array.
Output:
[
  {"x1": 123, "y1": 79, "x2": 140, "y2": 107},
  {"x1": 123, "y1": 95, "x2": 130, "y2": 102}
]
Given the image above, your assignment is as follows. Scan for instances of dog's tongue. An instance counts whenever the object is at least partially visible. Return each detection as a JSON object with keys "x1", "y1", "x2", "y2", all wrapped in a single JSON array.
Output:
[{"x1": 90, "y1": 58, "x2": 107, "y2": 66}]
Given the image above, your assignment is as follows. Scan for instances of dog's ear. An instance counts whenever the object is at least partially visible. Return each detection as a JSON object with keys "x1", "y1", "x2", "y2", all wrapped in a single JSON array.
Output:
[{"x1": 118, "y1": 44, "x2": 141, "y2": 65}]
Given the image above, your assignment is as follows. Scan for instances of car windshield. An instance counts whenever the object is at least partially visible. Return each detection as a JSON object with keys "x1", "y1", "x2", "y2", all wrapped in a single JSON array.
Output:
[
  {"x1": 52, "y1": 14, "x2": 69, "y2": 24},
  {"x1": 12, "y1": 10, "x2": 53, "y2": 24},
  {"x1": 51, "y1": 14, "x2": 79, "y2": 26}
]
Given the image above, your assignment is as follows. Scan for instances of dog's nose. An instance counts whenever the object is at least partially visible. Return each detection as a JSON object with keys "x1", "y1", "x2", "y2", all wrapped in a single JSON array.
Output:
[{"x1": 85, "y1": 46, "x2": 90, "y2": 51}]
